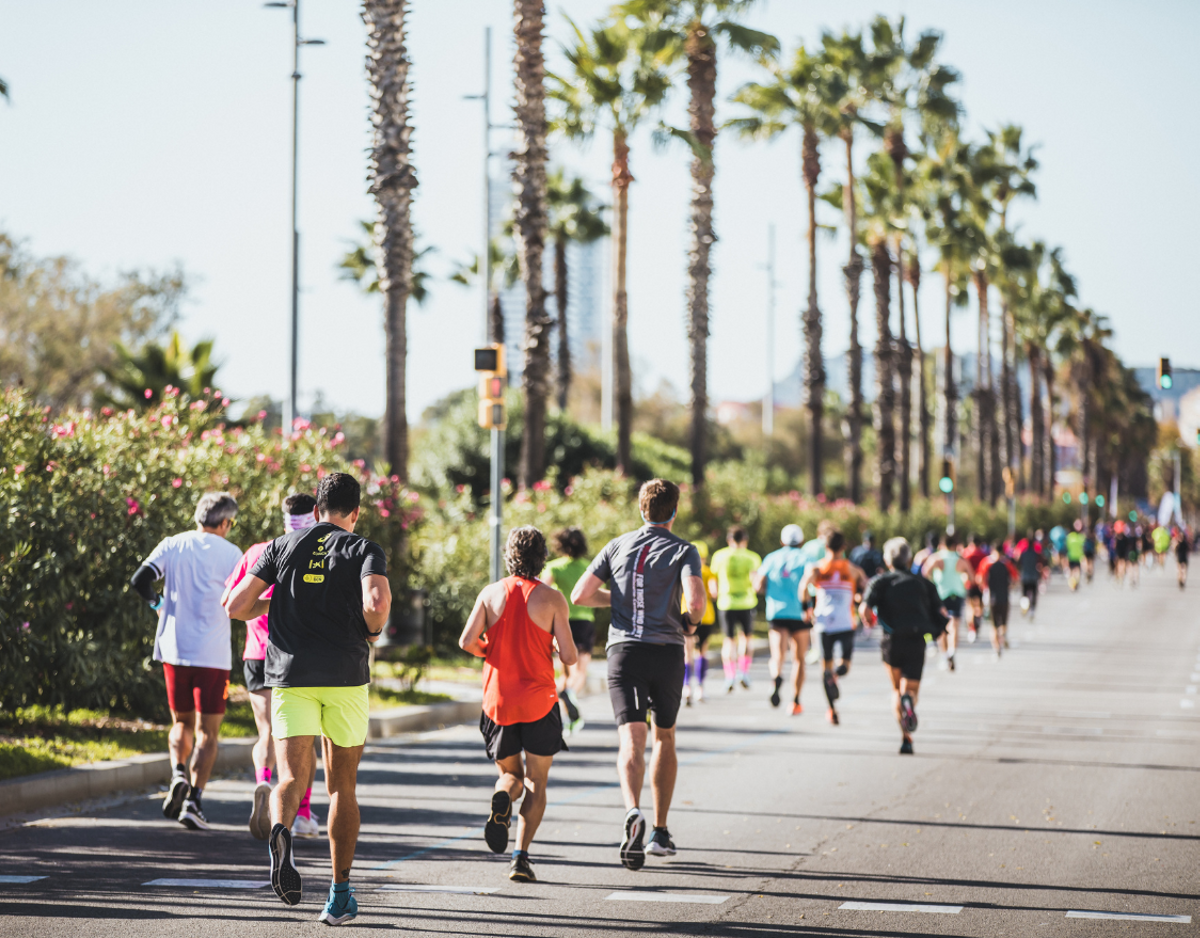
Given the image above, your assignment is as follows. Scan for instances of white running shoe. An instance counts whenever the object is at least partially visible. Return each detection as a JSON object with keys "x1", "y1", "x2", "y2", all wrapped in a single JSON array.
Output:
[{"x1": 292, "y1": 813, "x2": 320, "y2": 838}]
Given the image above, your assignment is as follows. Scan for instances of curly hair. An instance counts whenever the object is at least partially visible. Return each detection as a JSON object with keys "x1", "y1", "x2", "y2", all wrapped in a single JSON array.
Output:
[
  {"x1": 505, "y1": 526, "x2": 548, "y2": 580},
  {"x1": 552, "y1": 527, "x2": 588, "y2": 559}
]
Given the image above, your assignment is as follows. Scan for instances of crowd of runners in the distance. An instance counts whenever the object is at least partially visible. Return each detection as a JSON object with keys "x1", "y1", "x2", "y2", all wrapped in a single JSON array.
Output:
[{"x1": 129, "y1": 474, "x2": 1193, "y2": 923}]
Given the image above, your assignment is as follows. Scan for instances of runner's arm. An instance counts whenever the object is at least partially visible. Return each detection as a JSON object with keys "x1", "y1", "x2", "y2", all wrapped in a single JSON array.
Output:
[
  {"x1": 362, "y1": 573, "x2": 391, "y2": 642},
  {"x1": 751, "y1": 571, "x2": 766, "y2": 594},
  {"x1": 549, "y1": 591, "x2": 578, "y2": 667},
  {"x1": 682, "y1": 574, "x2": 706, "y2": 627},
  {"x1": 130, "y1": 563, "x2": 161, "y2": 607},
  {"x1": 571, "y1": 571, "x2": 610, "y2": 608},
  {"x1": 459, "y1": 588, "x2": 493, "y2": 657},
  {"x1": 225, "y1": 573, "x2": 271, "y2": 621}
]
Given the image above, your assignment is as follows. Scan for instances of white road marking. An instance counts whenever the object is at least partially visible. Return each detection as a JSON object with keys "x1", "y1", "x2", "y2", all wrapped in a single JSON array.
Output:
[
  {"x1": 1042, "y1": 726, "x2": 1103, "y2": 735},
  {"x1": 0, "y1": 875, "x2": 47, "y2": 884},
  {"x1": 1066, "y1": 910, "x2": 1191, "y2": 923},
  {"x1": 605, "y1": 891, "x2": 729, "y2": 904},
  {"x1": 142, "y1": 878, "x2": 269, "y2": 889},
  {"x1": 840, "y1": 901, "x2": 963, "y2": 914},
  {"x1": 1186, "y1": 686, "x2": 1197, "y2": 695},
  {"x1": 377, "y1": 885, "x2": 500, "y2": 895},
  {"x1": 1182, "y1": 700, "x2": 1196, "y2": 709}
]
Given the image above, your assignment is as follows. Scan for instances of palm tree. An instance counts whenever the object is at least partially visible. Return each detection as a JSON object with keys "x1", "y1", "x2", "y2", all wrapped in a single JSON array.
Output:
[
  {"x1": 550, "y1": 16, "x2": 674, "y2": 475},
  {"x1": 620, "y1": 0, "x2": 777, "y2": 487},
  {"x1": 546, "y1": 169, "x2": 609, "y2": 413},
  {"x1": 362, "y1": 0, "x2": 418, "y2": 483},
  {"x1": 512, "y1": 0, "x2": 551, "y2": 489},
  {"x1": 904, "y1": 248, "x2": 931, "y2": 497},
  {"x1": 100, "y1": 332, "x2": 220, "y2": 411},
  {"x1": 339, "y1": 220, "x2": 433, "y2": 303},
  {"x1": 730, "y1": 45, "x2": 840, "y2": 497}
]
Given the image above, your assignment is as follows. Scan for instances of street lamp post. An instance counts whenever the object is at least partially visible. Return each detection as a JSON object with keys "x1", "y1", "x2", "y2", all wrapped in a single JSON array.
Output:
[
  {"x1": 266, "y1": 0, "x2": 323, "y2": 437},
  {"x1": 762, "y1": 224, "x2": 776, "y2": 438}
]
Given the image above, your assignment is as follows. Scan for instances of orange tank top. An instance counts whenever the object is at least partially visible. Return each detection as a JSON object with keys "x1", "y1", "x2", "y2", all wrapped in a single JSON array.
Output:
[{"x1": 481, "y1": 576, "x2": 558, "y2": 726}]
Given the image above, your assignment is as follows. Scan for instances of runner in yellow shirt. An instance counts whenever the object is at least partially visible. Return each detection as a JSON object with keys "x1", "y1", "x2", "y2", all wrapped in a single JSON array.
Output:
[
  {"x1": 681, "y1": 543, "x2": 717, "y2": 704},
  {"x1": 710, "y1": 526, "x2": 762, "y2": 692}
]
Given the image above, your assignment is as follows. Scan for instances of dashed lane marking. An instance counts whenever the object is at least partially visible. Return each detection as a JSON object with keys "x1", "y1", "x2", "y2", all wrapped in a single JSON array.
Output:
[
  {"x1": 143, "y1": 878, "x2": 270, "y2": 889},
  {"x1": 1182, "y1": 700, "x2": 1195, "y2": 709},
  {"x1": 1066, "y1": 911, "x2": 1192, "y2": 923},
  {"x1": 0, "y1": 876, "x2": 47, "y2": 884},
  {"x1": 604, "y1": 892, "x2": 729, "y2": 904},
  {"x1": 840, "y1": 901, "x2": 963, "y2": 914},
  {"x1": 377, "y1": 885, "x2": 500, "y2": 895}
]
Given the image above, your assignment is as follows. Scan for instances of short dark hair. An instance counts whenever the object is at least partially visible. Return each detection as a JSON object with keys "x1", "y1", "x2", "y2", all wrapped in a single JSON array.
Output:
[
  {"x1": 505, "y1": 526, "x2": 547, "y2": 579},
  {"x1": 283, "y1": 492, "x2": 317, "y2": 515},
  {"x1": 316, "y1": 472, "x2": 360, "y2": 517},
  {"x1": 638, "y1": 479, "x2": 680, "y2": 524},
  {"x1": 827, "y1": 531, "x2": 846, "y2": 554},
  {"x1": 941, "y1": 530, "x2": 958, "y2": 549},
  {"x1": 552, "y1": 527, "x2": 588, "y2": 559},
  {"x1": 727, "y1": 525, "x2": 748, "y2": 544}
]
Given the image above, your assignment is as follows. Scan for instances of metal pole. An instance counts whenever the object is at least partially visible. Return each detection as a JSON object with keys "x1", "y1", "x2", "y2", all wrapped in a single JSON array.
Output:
[
  {"x1": 1008, "y1": 494, "x2": 1016, "y2": 540},
  {"x1": 284, "y1": 0, "x2": 301, "y2": 437},
  {"x1": 763, "y1": 224, "x2": 775, "y2": 437}
]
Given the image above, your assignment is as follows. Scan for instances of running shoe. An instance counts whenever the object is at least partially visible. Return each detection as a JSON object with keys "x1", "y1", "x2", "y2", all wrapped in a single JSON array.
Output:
[
  {"x1": 967, "y1": 627, "x2": 978, "y2": 643},
  {"x1": 292, "y1": 812, "x2": 320, "y2": 839},
  {"x1": 568, "y1": 716, "x2": 586, "y2": 735},
  {"x1": 268, "y1": 822, "x2": 303, "y2": 906},
  {"x1": 619, "y1": 807, "x2": 646, "y2": 871},
  {"x1": 695, "y1": 684, "x2": 706, "y2": 703},
  {"x1": 682, "y1": 684, "x2": 692, "y2": 706},
  {"x1": 318, "y1": 884, "x2": 357, "y2": 925},
  {"x1": 1002, "y1": 636, "x2": 1010, "y2": 650},
  {"x1": 179, "y1": 798, "x2": 211, "y2": 831},
  {"x1": 823, "y1": 673, "x2": 840, "y2": 702},
  {"x1": 162, "y1": 775, "x2": 190, "y2": 820},
  {"x1": 769, "y1": 678, "x2": 782, "y2": 708},
  {"x1": 724, "y1": 679, "x2": 735, "y2": 695},
  {"x1": 250, "y1": 781, "x2": 272, "y2": 841},
  {"x1": 739, "y1": 675, "x2": 751, "y2": 690},
  {"x1": 947, "y1": 654, "x2": 956, "y2": 672},
  {"x1": 791, "y1": 702, "x2": 803, "y2": 716},
  {"x1": 509, "y1": 853, "x2": 536, "y2": 883},
  {"x1": 899, "y1": 738, "x2": 914, "y2": 755},
  {"x1": 826, "y1": 708, "x2": 840, "y2": 725},
  {"x1": 485, "y1": 790, "x2": 512, "y2": 854},
  {"x1": 646, "y1": 827, "x2": 676, "y2": 857},
  {"x1": 835, "y1": 663, "x2": 849, "y2": 678},
  {"x1": 561, "y1": 688, "x2": 581, "y2": 724},
  {"x1": 899, "y1": 694, "x2": 917, "y2": 734}
]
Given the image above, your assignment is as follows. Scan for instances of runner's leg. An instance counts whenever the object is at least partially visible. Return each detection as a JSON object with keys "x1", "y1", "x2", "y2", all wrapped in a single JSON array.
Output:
[
  {"x1": 168, "y1": 709, "x2": 196, "y2": 775},
  {"x1": 494, "y1": 753, "x2": 525, "y2": 806},
  {"x1": 515, "y1": 753, "x2": 553, "y2": 852},
  {"x1": 768, "y1": 628, "x2": 783, "y2": 682},
  {"x1": 323, "y1": 737, "x2": 365, "y2": 883},
  {"x1": 272, "y1": 735, "x2": 316, "y2": 830},
  {"x1": 250, "y1": 689, "x2": 274, "y2": 779},
  {"x1": 617, "y1": 721, "x2": 648, "y2": 811},
  {"x1": 190, "y1": 711, "x2": 224, "y2": 791},
  {"x1": 649, "y1": 724, "x2": 676, "y2": 829},
  {"x1": 791, "y1": 631, "x2": 808, "y2": 702}
]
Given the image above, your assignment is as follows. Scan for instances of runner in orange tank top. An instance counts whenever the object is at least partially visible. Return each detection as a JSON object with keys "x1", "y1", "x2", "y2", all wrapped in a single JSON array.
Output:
[{"x1": 459, "y1": 526, "x2": 576, "y2": 884}]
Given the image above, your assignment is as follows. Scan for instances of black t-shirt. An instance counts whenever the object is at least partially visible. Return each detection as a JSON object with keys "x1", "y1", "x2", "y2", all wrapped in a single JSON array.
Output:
[
  {"x1": 863, "y1": 570, "x2": 947, "y2": 638},
  {"x1": 249, "y1": 522, "x2": 388, "y2": 687},
  {"x1": 849, "y1": 545, "x2": 884, "y2": 579},
  {"x1": 985, "y1": 557, "x2": 1014, "y2": 599}
]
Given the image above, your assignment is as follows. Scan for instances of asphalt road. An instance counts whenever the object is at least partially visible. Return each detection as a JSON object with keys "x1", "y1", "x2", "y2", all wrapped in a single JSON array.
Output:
[{"x1": 3, "y1": 563, "x2": 1198, "y2": 937}]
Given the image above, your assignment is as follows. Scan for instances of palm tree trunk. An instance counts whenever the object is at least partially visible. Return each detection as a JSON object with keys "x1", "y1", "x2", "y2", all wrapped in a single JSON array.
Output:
[
  {"x1": 363, "y1": 0, "x2": 417, "y2": 483},
  {"x1": 802, "y1": 124, "x2": 824, "y2": 497},
  {"x1": 872, "y1": 239, "x2": 895, "y2": 511},
  {"x1": 612, "y1": 130, "x2": 634, "y2": 475},
  {"x1": 490, "y1": 291, "x2": 505, "y2": 345},
  {"x1": 1028, "y1": 342, "x2": 1044, "y2": 497},
  {"x1": 842, "y1": 132, "x2": 864, "y2": 504},
  {"x1": 554, "y1": 235, "x2": 570, "y2": 412},
  {"x1": 973, "y1": 270, "x2": 988, "y2": 502},
  {"x1": 684, "y1": 22, "x2": 716, "y2": 489},
  {"x1": 1044, "y1": 356, "x2": 1057, "y2": 494},
  {"x1": 895, "y1": 249, "x2": 911, "y2": 513},
  {"x1": 942, "y1": 267, "x2": 956, "y2": 461},
  {"x1": 907, "y1": 259, "x2": 930, "y2": 498},
  {"x1": 999, "y1": 295, "x2": 1015, "y2": 489},
  {"x1": 513, "y1": 0, "x2": 550, "y2": 489}
]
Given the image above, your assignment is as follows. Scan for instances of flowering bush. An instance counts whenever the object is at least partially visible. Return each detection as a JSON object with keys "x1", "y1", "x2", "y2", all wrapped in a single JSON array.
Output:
[{"x1": 0, "y1": 389, "x2": 419, "y2": 717}]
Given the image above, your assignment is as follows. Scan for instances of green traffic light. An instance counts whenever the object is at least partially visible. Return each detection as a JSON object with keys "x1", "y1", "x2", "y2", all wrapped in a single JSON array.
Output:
[
  {"x1": 938, "y1": 477, "x2": 954, "y2": 494},
  {"x1": 1080, "y1": 492, "x2": 1089, "y2": 505},
  {"x1": 1062, "y1": 492, "x2": 1072, "y2": 504},
  {"x1": 1161, "y1": 374, "x2": 1174, "y2": 390},
  {"x1": 1095, "y1": 494, "x2": 1105, "y2": 508},
  {"x1": 1129, "y1": 510, "x2": 1138, "y2": 521}
]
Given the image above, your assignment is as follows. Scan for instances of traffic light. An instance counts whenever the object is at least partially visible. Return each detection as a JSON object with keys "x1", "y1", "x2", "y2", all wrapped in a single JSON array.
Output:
[
  {"x1": 938, "y1": 458, "x2": 956, "y2": 494},
  {"x1": 1080, "y1": 492, "x2": 1089, "y2": 505},
  {"x1": 1095, "y1": 494, "x2": 1105, "y2": 508},
  {"x1": 1158, "y1": 357, "x2": 1173, "y2": 390},
  {"x1": 474, "y1": 344, "x2": 507, "y2": 430},
  {"x1": 1062, "y1": 491, "x2": 1072, "y2": 504}
]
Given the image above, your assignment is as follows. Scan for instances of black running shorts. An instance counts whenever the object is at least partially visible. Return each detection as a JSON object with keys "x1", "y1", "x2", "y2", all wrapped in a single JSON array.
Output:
[
  {"x1": 606, "y1": 641, "x2": 685, "y2": 729},
  {"x1": 243, "y1": 658, "x2": 267, "y2": 693},
  {"x1": 1021, "y1": 579, "x2": 1038, "y2": 603},
  {"x1": 880, "y1": 632, "x2": 926, "y2": 681},
  {"x1": 967, "y1": 583, "x2": 983, "y2": 601},
  {"x1": 942, "y1": 595, "x2": 965, "y2": 618},
  {"x1": 991, "y1": 601, "x2": 1009, "y2": 628},
  {"x1": 569, "y1": 618, "x2": 596, "y2": 654},
  {"x1": 769, "y1": 618, "x2": 811, "y2": 633},
  {"x1": 719, "y1": 608, "x2": 755, "y2": 638},
  {"x1": 1068, "y1": 559, "x2": 1081, "y2": 570},
  {"x1": 480, "y1": 705, "x2": 568, "y2": 762},
  {"x1": 820, "y1": 630, "x2": 855, "y2": 663},
  {"x1": 691, "y1": 624, "x2": 716, "y2": 646}
]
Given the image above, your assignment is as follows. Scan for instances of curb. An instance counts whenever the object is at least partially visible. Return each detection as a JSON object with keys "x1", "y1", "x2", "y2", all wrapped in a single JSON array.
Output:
[{"x1": 0, "y1": 698, "x2": 482, "y2": 818}]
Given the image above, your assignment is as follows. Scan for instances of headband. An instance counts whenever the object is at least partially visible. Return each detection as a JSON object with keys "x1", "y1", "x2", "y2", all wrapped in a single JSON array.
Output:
[
  {"x1": 641, "y1": 509, "x2": 676, "y2": 527},
  {"x1": 284, "y1": 511, "x2": 318, "y2": 532}
]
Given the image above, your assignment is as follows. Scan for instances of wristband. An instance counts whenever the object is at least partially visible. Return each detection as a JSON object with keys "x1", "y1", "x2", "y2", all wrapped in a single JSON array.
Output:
[{"x1": 150, "y1": 595, "x2": 163, "y2": 611}]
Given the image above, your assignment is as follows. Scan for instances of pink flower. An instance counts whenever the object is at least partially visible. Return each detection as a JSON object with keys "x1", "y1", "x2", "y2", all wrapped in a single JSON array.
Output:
[
  {"x1": 537, "y1": 503, "x2": 547, "y2": 513},
  {"x1": 257, "y1": 410, "x2": 267, "y2": 421},
  {"x1": 353, "y1": 459, "x2": 366, "y2": 469},
  {"x1": 256, "y1": 453, "x2": 267, "y2": 463},
  {"x1": 144, "y1": 388, "x2": 153, "y2": 399},
  {"x1": 45, "y1": 462, "x2": 56, "y2": 473},
  {"x1": 13, "y1": 465, "x2": 24, "y2": 474},
  {"x1": 380, "y1": 508, "x2": 390, "y2": 518},
  {"x1": 65, "y1": 602, "x2": 73, "y2": 610},
  {"x1": 190, "y1": 400, "x2": 206, "y2": 411},
  {"x1": 172, "y1": 478, "x2": 183, "y2": 488},
  {"x1": 564, "y1": 485, "x2": 574, "y2": 496},
  {"x1": 331, "y1": 432, "x2": 345, "y2": 447},
  {"x1": 293, "y1": 417, "x2": 311, "y2": 431},
  {"x1": 214, "y1": 389, "x2": 223, "y2": 398},
  {"x1": 455, "y1": 484, "x2": 467, "y2": 495},
  {"x1": 301, "y1": 464, "x2": 311, "y2": 473},
  {"x1": 160, "y1": 416, "x2": 172, "y2": 430},
  {"x1": 406, "y1": 491, "x2": 419, "y2": 504},
  {"x1": 21, "y1": 622, "x2": 29, "y2": 630},
  {"x1": 102, "y1": 464, "x2": 111, "y2": 475},
  {"x1": 221, "y1": 398, "x2": 230, "y2": 407},
  {"x1": 126, "y1": 497, "x2": 140, "y2": 516},
  {"x1": 164, "y1": 384, "x2": 174, "y2": 394},
  {"x1": 200, "y1": 430, "x2": 211, "y2": 441},
  {"x1": 101, "y1": 407, "x2": 113, "y2": 417},
  {"x1": 533, "y1": 480, "x2": 552, "y2": 492}
]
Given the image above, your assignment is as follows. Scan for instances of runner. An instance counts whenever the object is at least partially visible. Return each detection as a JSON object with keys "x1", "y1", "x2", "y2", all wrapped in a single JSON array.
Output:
[
  {"x1": 222, "y1": 492, "x2": 321, "y2": 841},
  {"x1": 911, "y1": 532, "x2": 937, "y2": 574},
  {"x1": 1153, "y1": 523, "x2": 1171, "y2": 572},
  {"x1": 1049, "y1": 524, "x2": 1068, "y2": 576},
  {"x1": 961, "y1": 534, "x2": 989, "y2": 642},
  {"x1": 1015, "y1": 531, "x2": 1044, "y2": 618},
  {"x1": 1175, "y1": 529, "x2": 1190, "y2": 589},
  {"x1": 1082, "y1": 524, "x2": 1097, "y2": 583},
  {"x1": 922, "y1": 532, "x2": 971, "y2": 671},
  {"x1": 540, "y1": 527, "x2": 593, "y2": 734},
  {"x1": 130, "y1": 491, "x2": 242, "y2": 831},
  {"x1": 798, "y1": 532, "x2": 868, "y2": 725},
  {"x1": 224, "y1": 471, "x2": 391, "y2": 924},
  {"x1": 461, "y1": 526, "x2": 576, "y2": 883},
  {"x1": 1065, "y1": 520, "x2": 1086, "y2": 591},
  {"x1": 977, "y1": 541, "x2": 1018, "y2": 658},
  {"x1": 710, "y1": 527, "x2": 762, "y2": 692},
  {"x1": 1112, "y1": 521, "x2": 1129, "y2": 584},
  {"x1": 571, "y1": 479, "x2": 707, "y2": 870},
  {"x1": 848, "y1": 532, "x2": 884, "y2": 579},
  {"x1": 681, "y1": 541, "x2": 718, "y2": 705},
  {"x1": 752, "y1": 524, "x2": 810, "y2": 715},
  {"x1": 860, "y1": 538, "x2": 947, "y2": 755},
  {"x1": 1127, "y1": 525, "x2": 1142, "y2": 588}
]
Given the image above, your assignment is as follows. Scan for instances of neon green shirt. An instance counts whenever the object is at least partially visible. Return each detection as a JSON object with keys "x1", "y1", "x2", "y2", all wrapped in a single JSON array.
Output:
[
  {"x1": 544, "y1": 556, "x2": 594, "y2": 622},
  {"x1": 1065, "y1": 531, "x2": 1085, "y2": 562},
  {"x1": 710, "y1": 546, "x2": 762, "y2": 611},
  {"x1": 1153, "y1": 527, "x2": 1171, "y2": 554}
]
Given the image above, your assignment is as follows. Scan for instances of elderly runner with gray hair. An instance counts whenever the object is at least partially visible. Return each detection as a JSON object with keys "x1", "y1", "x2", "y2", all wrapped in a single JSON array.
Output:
[{"x1": 131, "y1": 491, "x2": 243, "y2": 830}]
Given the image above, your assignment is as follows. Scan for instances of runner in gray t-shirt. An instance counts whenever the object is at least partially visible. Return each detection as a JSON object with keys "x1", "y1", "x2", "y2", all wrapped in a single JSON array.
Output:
[{"x1": 572, "y1": 479, "x2": 707, "y2": 872}]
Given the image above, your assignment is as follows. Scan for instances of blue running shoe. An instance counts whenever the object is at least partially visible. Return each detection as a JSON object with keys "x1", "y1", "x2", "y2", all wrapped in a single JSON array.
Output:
[{"x1": 319, "y1": 884, "x2": 357, "y2": 925}]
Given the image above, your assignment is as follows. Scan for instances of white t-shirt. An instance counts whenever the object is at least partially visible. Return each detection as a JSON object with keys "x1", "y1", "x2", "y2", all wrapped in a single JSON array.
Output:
[{"x1": 145, "y1": 530, "x2": 242, "y2": 669}]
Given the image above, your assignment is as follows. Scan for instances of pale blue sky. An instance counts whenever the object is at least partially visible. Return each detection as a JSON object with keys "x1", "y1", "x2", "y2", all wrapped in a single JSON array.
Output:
[{"x1": 1, "y1": 1, "x2": 1196, "y2": 420}]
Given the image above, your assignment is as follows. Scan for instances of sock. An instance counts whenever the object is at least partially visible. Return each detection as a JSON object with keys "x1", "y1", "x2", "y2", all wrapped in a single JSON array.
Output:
[
  {"x1": 511, "y1": 849, "x2": 528, "y2": 860},
  {"x1": 173, "y1": 763, "x2": 186, "y2": 778},
  {"x1": 739, "y1": 655, "x2": 751, "y2": 676},
  {"x1": 256, "y1": 767, "x2": 272, "y2": 785},
  {"x1": 723, "y1": 659, "x2": 735, "y2": 681},
  {"x1": 683, "y1": 662, "x2": 693, "y2": 685},
  {"x1": 774, "y1": 675, "x2": 783, "y2": 691},
  {"x1": 191, "y1": 787, "x2": 203, "y2": 807},
  {"x1": 697, "y1": 658, "x2": 708, "y2": 682},
  {"x1": 794, "y1": 695, "x2": 801, "y2": 705},
  {"x1": 297, "y1": 787, "x2": 312, "y2": 820}
]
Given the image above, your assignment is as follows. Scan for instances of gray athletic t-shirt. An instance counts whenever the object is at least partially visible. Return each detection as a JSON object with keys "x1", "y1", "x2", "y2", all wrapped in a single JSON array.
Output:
[{"x1": 588, "y1": 526, "x2": 702, "y2": 649}]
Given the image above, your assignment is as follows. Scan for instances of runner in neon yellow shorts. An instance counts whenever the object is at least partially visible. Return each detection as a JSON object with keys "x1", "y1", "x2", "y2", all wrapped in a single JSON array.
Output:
[{"x1": 273, "y1": 686, "x2": 370, "y2": 749}]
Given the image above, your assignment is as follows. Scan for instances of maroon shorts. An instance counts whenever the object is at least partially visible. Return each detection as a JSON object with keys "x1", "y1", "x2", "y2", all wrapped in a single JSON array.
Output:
[{"x1": 162, "y1": 663, "x2": 230, "y2": 714}]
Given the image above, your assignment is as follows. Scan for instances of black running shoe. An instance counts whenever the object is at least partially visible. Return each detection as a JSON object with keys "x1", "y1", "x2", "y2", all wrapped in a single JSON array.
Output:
[
  {"x1": 619, "y1": 808, "x2": 646, "y2": 871},
  {"x1": 835, "y1": 663, "x2": 849, "y2": 677},
  {"x1": 947, "y1": 654, "x2": 956, "y2": 672},
  {"x1": 485, "y1": 790, "x2": 512, "y2": 854},
  {"x1": 561, "y1": 689, "x2": 580, "y2": 724},
  {"x1": 769, "y1": 677, "x2": 782, "y2": 708},
  {"x1": 269, "y1": 822, "x2": 303, "y2": 906},
  {"x1": 899, "y1": 738, "x2": 914, "y2": 755},
  {"x1": 509, "y1": 853, "x2": 536, "y2": 883},
  {"x1": 178, "y1": 798, "x2": 211, "y2": 831},
  {"x1": 162, "y1": 775, "x2": 190, "y2": 820},
  {"x1": 899, "y1": 693, "x2": 918, "y2": 734},
  {"x1": 646, "y1": 827, "x2": 676, "y2": 857},
  {"x1": 823, "y1": 673, "x2": 840, "y2": 703}
]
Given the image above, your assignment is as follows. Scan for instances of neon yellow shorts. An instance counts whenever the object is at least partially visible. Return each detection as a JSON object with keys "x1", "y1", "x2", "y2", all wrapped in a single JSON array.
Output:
[{"x1": 271, "y1": 685, "x2": 370, "y2": 749}]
